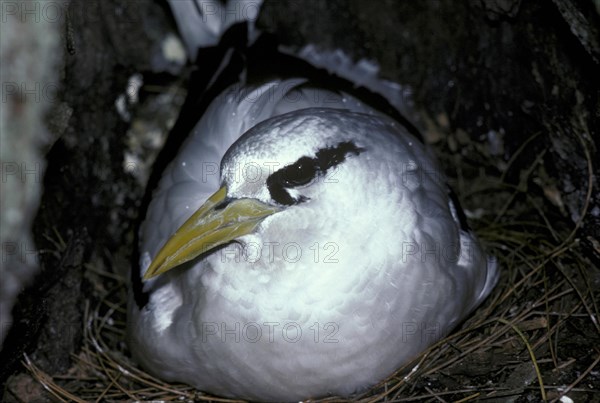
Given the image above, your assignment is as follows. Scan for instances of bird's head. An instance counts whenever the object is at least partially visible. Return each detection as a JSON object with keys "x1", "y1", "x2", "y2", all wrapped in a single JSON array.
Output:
[{"x1": 143, "y1": 108, "x2": 411, "y2": 281}]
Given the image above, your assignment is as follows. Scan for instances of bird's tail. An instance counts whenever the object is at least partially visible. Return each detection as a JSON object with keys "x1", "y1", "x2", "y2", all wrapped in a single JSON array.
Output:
[{"x1": 167, "y1": 0, "x2": 262, "y2": 61}]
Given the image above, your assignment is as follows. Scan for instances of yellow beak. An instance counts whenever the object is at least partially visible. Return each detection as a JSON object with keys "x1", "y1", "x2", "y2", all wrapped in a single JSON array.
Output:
[{"x1": 143, "y1": 186, "x2": 281, "y2": 280}]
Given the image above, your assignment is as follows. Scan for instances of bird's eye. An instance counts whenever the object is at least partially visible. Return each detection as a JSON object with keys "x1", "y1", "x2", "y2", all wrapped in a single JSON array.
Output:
[
  {"x1": 281, "y1": 157, "x2": 318, "y2": 187},
  {"x1": 266, "y1": 142, "x2": 365, "y2": 206}
]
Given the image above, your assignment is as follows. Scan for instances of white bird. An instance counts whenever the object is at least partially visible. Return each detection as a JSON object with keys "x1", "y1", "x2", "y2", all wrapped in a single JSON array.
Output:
[{"x1": 127, "y1": 78, "x2": 498, "y2": 401}]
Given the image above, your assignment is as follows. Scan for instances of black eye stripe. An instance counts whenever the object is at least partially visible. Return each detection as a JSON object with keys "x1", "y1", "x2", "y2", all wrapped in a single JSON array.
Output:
[
  {"x1": 266, "y1": 141, "x2": 365, "y2": 205},
  {"x1": 315, "y1": 141, "x2": 365, "y2": 171}
]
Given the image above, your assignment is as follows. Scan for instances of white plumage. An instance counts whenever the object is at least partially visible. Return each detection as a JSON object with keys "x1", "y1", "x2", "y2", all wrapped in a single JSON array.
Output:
[{"x1": 127, "y1": 80, "x2": 498, "y2": 401}]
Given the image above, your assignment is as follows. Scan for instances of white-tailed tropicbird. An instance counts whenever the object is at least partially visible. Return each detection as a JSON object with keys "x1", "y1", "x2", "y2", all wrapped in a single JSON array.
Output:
[{"x1": 127, "y1": 77, "x2": 498, "y2": 401}]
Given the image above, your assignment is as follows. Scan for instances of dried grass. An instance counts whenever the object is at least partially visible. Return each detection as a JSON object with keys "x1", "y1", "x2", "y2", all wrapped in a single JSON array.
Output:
[{"x1": 21, "y1": 115, "x2": 599, "y2": 402}]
